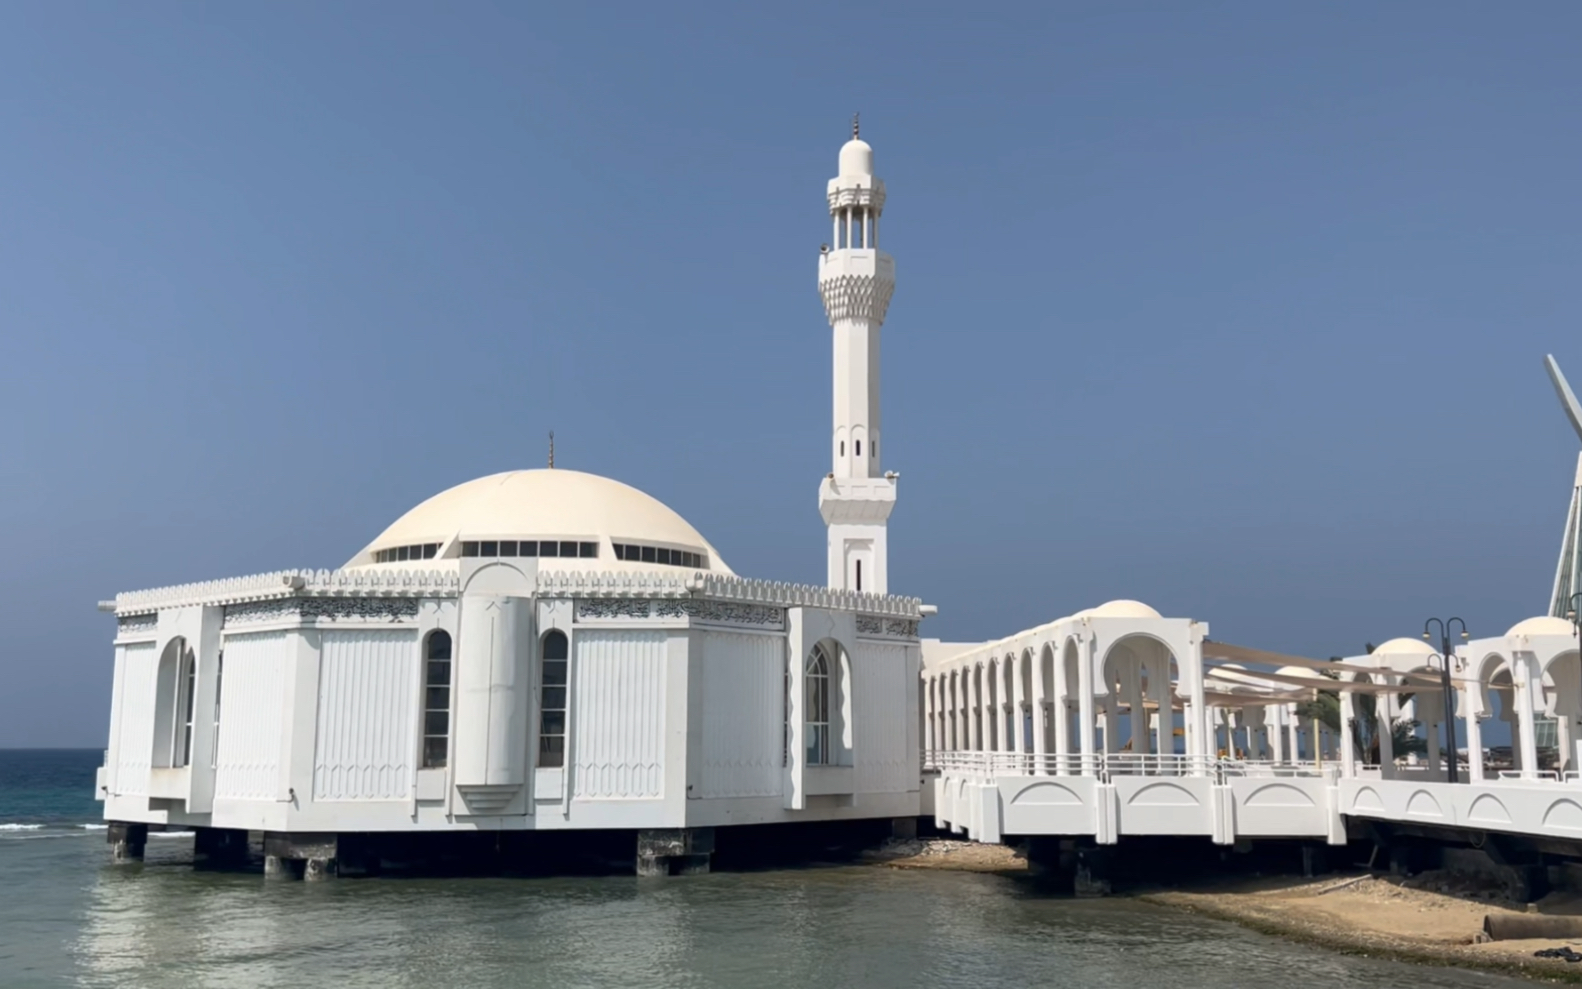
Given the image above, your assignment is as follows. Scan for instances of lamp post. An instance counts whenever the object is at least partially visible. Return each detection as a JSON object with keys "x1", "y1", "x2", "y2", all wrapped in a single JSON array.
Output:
[{"x1": 1423, "y1": 618, "x2": 1469, "y2": 784}]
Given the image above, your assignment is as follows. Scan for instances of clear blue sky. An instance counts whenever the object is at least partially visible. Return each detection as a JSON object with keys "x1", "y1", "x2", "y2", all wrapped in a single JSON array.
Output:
[{"x1": 2, "y1": 3, "x2": 1579, "y2": 747}]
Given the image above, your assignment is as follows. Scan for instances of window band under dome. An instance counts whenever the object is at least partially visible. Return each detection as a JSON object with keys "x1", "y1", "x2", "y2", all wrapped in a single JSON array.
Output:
[
  {"x1": 612, "y1": 542, "x2": 706, "y2": 569},
  {"x1": 373, "y1": 543, "x2": 440, "y2": 564},
  {"x1": 461, "y1": 540, "x2": 598, "y2": 559}
]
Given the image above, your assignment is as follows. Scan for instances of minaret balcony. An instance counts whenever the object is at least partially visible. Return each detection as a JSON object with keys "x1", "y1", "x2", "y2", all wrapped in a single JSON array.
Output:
[
  {"x1": 819, "y1": 475, "x2": 897, "y2": 525},
  {"x1": 818, "y1": 250, "x2": 895, "y2": 325}
]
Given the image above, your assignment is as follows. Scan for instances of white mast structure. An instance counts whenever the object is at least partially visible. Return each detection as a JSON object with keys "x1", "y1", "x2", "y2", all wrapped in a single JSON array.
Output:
[
  {"x1": 1544, "y1": 354, "x2": 1582, "y2": 617},
  {"x1": 818, "y1": 116, "x2": 897, "y2": 594}
]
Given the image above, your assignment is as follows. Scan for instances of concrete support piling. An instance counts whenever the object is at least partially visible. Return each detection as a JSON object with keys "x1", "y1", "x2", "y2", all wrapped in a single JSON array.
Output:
[
  {"x1": 262, "y1": 831, "x2": 339, "y2": 881},
  {"x1": 636, "y1": 827, "x2": 715, "y2": 877},
  {"x1": 107, "y1": 822, "x2": 147, "y2": 864},
  {"x1": 193, "y1": 827, "x2": 249, "y2": 869}
]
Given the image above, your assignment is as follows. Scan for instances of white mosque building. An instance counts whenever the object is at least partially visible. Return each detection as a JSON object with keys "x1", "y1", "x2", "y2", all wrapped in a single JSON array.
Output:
[
  {"x1": 96, "y1": 123, "x2": 923, "y2": 877},
  {"x1": 97, "y1": 122, "x2": 1582, "y2": 886}
]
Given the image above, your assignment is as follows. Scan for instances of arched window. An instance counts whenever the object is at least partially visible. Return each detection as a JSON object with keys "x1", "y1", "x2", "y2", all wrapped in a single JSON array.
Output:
[
  {"x1": 211, "y1": 651, "x2": 224, "y2": 770},
  {"x1": 539, "y1": 630, "x2": 569, "y2": 768},
  {"x1": 177, "y1": 647, "x2": 196, "y2": 767},
  {"x1": 422, "y1": 631, "x2": 452, "y2": 768},
  {"x1": 806, "y1": 646, "x2": 831, "y2": 765}
]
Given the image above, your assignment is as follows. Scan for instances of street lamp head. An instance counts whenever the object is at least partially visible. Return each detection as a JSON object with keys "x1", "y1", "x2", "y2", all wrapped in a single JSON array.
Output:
[
  {"x1": 1570, "y1": 610, "x2": 1577, "y2": 621},
  {"x1": 1422, "y1": 632, "x2": 1431, "y2": 641},
  {"x1": 1461, "y1": 630, "x2": 1469, "y2": 640}
]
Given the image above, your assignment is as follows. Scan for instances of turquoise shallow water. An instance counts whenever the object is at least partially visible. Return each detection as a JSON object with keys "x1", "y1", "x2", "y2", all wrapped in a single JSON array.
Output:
[{"x1": 0, "y1": 750, "x2": 1535, "y2": 989}]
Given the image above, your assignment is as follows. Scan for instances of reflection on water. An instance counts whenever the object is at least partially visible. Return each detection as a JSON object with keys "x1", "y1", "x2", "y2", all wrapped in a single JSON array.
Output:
[{"x1": 0, "y1": 830, "x2": 1530, "y2": 989}]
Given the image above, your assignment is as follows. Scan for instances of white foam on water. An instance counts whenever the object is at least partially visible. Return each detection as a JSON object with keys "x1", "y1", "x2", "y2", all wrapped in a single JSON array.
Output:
[
  {"x1": 0, "y1": 823, "x2": 45, "y2": 831},
  {"x1": 151, "y1": 830, "x2": 195, "y2": 839},
  {"x1": 80, "y1": 823, "x2": 109, "y2": 830}
]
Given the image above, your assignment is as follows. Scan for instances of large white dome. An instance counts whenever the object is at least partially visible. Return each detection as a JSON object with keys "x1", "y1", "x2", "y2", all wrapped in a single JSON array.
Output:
[{"x1": 346, "y1": 469, "x2": 732, "y2": 574}]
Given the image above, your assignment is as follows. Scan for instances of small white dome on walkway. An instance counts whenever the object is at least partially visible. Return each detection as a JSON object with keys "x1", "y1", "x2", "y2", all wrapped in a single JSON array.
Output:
[
  {"x1": 1088, "y1": 599, "x2": 1163, "y2": 620},
  {"x1": 1507, "y1": 616, "x2": 1575, "y2": 637}
]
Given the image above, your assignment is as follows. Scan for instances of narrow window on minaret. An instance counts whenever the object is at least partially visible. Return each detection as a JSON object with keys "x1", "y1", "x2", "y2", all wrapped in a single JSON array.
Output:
[
  {"x1": 856, "y1": 559, "x2": 863, "y2": 592},
  {"x1": 855, "y1": 440, "x2": 861, "y2": 457},
  {"x1": 840, "y1": 441, "x2": 845, "y2": 456}
]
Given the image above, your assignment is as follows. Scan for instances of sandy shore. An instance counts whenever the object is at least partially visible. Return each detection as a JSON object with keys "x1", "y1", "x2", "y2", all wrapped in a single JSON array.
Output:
[
  {"x1": 1141, "y1": 872, "x2": 1582, "y2": 983},
  {"x1": 867, "y1": 841, "x2": 1582, "y2": 982}
]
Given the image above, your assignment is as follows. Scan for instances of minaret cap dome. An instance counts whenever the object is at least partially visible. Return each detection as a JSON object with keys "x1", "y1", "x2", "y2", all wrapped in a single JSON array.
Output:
[{"x1": 839, "y1": 138, "x2": 873, "y2": 177}]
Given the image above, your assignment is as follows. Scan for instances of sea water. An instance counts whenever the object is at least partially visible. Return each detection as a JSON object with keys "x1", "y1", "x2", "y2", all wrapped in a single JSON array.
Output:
[{"x1": 0, "y1": 749, "x2": 1530, "y2": 988}]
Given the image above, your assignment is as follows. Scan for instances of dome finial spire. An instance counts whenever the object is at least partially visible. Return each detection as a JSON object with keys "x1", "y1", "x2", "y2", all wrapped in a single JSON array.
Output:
[
  {"x1": 852, "y1": 112, "x2": 859, "y2": 139},
  {"x1": 547, "y1": 430, "x2": 555, "y2": 469}
]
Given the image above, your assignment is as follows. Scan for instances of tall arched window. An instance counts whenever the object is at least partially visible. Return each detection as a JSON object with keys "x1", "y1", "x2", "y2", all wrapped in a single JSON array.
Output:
[
  {"x1": 177, "y1": 647, "x2": 196, "y2": 767},
  {"x1": 539, "y1": 630, "x2": 569, "y2": 768},
  {"x1": 806, "y1": 646, "x2": 831, "y2": 765},
  {"x1": 422, "y1": 631, "x2": 452, "y2": 768}
]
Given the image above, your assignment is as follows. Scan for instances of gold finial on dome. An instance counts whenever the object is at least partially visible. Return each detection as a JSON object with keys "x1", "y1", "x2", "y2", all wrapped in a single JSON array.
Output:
[
  {"x1": 852, "y1": 112, "x2": 859, "y2": 139},
  {"x1": 548, "y1": 430, "x2": 555, "y2": 469}
]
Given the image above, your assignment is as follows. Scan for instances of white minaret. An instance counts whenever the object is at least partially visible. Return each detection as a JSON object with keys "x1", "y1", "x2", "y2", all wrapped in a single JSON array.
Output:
[{"x1": 818, "y1": 117, "x2": 897, "y2": 594}]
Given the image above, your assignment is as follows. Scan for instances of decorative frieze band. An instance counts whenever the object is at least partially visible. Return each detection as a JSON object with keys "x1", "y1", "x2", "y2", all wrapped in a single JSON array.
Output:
[
  {"x1": 857, "y1": 615, "x2": 920, "y2": 639},
  {"x1": 224, "y1": 597, "x2": 420, "y2": 628},
  {"x1": 655, "y1": 599, "x2": 785, "y2": 629},
  {"x1": 575, "y1": 598, "x2": 786, "y2": 629},
  {"x1": 116, "y1": 613, "x2": 158, "y2": 635}
]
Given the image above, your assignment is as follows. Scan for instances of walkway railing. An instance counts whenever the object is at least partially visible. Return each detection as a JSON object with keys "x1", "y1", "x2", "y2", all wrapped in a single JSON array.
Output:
[{"x1": 926, "y1": 750, "x2": 1227, "y2": 782}]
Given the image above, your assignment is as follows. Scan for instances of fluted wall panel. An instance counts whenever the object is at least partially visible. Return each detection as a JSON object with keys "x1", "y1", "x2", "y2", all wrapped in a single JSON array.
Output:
[
  {"x1": 572, "y1": 630, "x2": 666, "y2": 800},
  {"x1": 113, "y1": 642, "x2": 157, "y2": 797},
  {"x1": 215, "y1": 631, "x2": 289, "y2": 800},
  {"x1": 855, "y1": 642, "x2": 911, "y2": 794},
  {"x1": 313, "y1": 629, "x2": 418, "y2": 801},
  {"x1": 699, "y1": 631, "x2": 784, "y2": 798}
]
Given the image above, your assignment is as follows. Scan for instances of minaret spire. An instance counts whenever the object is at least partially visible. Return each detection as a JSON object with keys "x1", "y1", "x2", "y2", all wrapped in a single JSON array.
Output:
[
  {"x1": 817, "y1": 119, "x2": 896, "y2": 595},
  {"x1": 547, "y1": 430, "x2": 555, "y2": 469}
]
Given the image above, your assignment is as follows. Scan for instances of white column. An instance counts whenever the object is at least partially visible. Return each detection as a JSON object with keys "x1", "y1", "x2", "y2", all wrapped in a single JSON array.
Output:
[
  {"x1": 925, "y1": 677, "x2": 937, "y2": 754},
  {"x1": 1126, "y1": 673, "x2": 1148, "y2": 755},
  {"x1": 1339, "y1": 689, "x2": 1357, "y2": 778},
  {"x1": 1378, "y1": 693, "x2": 1396, "y2": 779},
  {"x1": 1270, "y1": 705, "x2": 1286, "y2": 764},
  {"x1": 1011, "y1": 655, "x2": 1027, "y2": 756},
  {"x1": 1286, "y1": 707, "x2": 1300, "y2": 763},
  {"x1": 961, "y1": 667, "x2": 974, "y2": 753},
  {"x1": 1466, "y1": 713, "x2": 1485, "y2": 782},
  {"x1": 1077, "y1": 639, "x2": 1095, "y2": 775},
  {"x1": 1032, "y1": 650, "x2": 1049, "y2": 771},
  {"x1": 1515, "y1": 654, "x2": 1540, "y2": 780},
  {"x1": 1187, "y1": 639, "x2": 1209, "y2": 776},
  {"x1": 1426, "y1": 721, "x2": 1443, "y2": 779},
  {"x1": 950, "y1": 674, "x2": 961, "y2": 751}
]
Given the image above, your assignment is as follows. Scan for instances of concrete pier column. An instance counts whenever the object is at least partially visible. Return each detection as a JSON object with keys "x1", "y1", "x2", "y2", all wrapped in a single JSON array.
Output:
[
  {"x1": 303, "y1": 857, "x2": 336, "y2": 881},
  {"x1": 107, "y1": 822, "x2": 147, "y2": 864},
  {"x1": 1072, "y1": 844, "x2": 1112, "y2": 897},
  {"x1": 193, "y1": 827, "x2": 249, "y2": 869},
  {"x1": 636, "y1": 827, "x2": 715, "y2": 877},
  {"x1": 262, "y1": 832, "x2": 338, "y2": 881}
]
